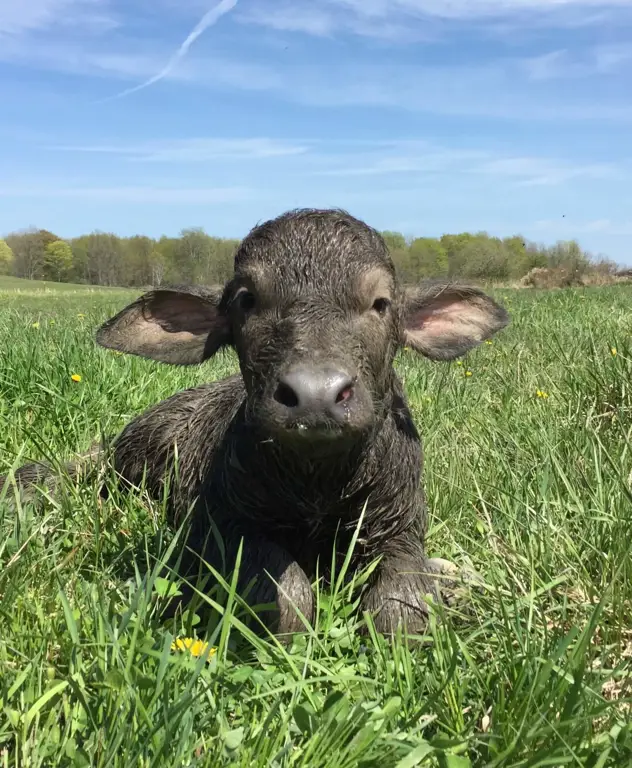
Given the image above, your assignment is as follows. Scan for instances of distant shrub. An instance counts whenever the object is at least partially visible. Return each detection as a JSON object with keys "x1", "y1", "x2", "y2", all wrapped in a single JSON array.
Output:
[{"x1": 519, "y1": 267, "x2": 583, "y2": 289}]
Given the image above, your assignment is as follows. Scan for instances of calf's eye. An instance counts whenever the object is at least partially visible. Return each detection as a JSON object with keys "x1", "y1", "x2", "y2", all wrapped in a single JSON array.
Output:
[
  {"x1": 237, "y1": 291, "x2": 256, "y2": 312},
  {"x1": 372, "y1": 298, "x2": 391, "y2": 316}
]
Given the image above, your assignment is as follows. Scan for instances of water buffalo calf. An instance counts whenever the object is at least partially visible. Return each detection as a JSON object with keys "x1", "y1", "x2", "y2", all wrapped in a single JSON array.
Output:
[{"x1": 1, "y1": 209, "x2": 509, "y2": 636}]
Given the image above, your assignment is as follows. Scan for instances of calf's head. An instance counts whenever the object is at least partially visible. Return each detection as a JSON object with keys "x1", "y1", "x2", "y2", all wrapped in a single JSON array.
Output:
[{"x1": 97, "y1": 209, "x2": 509, "y2": 453}]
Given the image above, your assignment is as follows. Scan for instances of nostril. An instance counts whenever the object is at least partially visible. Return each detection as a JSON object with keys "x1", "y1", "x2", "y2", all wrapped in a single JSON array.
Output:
[
  {"x1": 274, "y1": 381, "x2": 300, "y2": 409},
  {"x1": 335, "y1": 382, "x2": 355, "y2": 405}
]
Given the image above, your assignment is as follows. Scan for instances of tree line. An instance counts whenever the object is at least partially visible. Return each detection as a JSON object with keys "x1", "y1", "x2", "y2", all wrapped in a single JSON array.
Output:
[{"x1": 0, "y1": 225, "x2": 619, "y2": 288}]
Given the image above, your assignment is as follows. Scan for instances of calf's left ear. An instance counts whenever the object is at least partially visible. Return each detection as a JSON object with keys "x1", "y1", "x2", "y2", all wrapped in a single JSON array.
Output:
[
  {"x1": 96, "y1": 285, "x2": 231, "y2": 365},
  {"x1": 401, "y1": 281, "x2": 509, "y2": 361}
]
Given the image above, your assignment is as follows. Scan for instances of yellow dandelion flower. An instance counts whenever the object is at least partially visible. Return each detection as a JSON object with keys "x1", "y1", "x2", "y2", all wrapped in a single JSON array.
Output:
[
  {"x1": 32, "y1": 322, "x2": 40, "y2": 329},
  {"x1": 456, "y1": 360, "x2": 463, "y2": 366},
  {"x1": 536, "y1": 389, "x2": 549, "y2": 399},
  {"x1": 485, "y1": 340, "x2": 493, "y2": 346},
  {"x1": 465, "y1": 370, "x2": 473, "y2": 377},
  {"x1": 171, "y1": 637, "x2": 216, "y2": 659},
  {"x1": 71, "y1": 374, "x2": 82, "y2": 383},
  {"x1": 611, "y1": 347, "x2": 617, "y2": 357}
]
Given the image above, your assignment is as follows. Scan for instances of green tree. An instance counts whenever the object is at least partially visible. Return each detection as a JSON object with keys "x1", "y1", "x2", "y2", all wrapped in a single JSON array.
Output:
[
  {"x1": 504, "y1": 236, "x2": 540, "y2": 278},
  {"x1": 0, "y1": 239, "x2": 14, "y2": 275},
  {"x1": 69, "y1": 237, "x2": 89, "y2": 283},
  {"x1": 440, "y1": 233, "x2": 476, "y2": 277},
  {"x1": 546, "y1": 240, "x2": 590, "y2": 276},
  {"x1": 174, "y1": 227, "x2": 215, "y2": 283},
  {"x1": 212, "y1": 238, "x2": 239, "y2": 284},
  {"x1": 156, "y1": 236, "x2": 179, "y2": 283},
  {"x1": 124, "y1": 235, "x2": 157, "y2": 286},
  {"x1": 82, "y1": 232, "x2": 124, "y2": 286},
  {"x1": 0, "y1": 221, "x2": 601, "y2": 288},
  {"x1": 43, "y1": 240, "x2": 74, "y2": 282},
  {"x1": 504, "y1": 236, "x2": 526, "y2": 278},
  {"x1": 458, "y1": 234, "x2": 509, "y2": 281},
  {"x1": 381, "y1": 231, "x2": 407, "y2": 253},
  {"x1": 149, "y1": 249, "x2": 167, "y2": 286},
  {"x1": 408, "y1": 238, "x2": 449, "y2": 279},
  {"x1": 6, "y1": 228, "x2": 59, "y2": 280},
  {"x1": 391, "y1": 248, "x2": 413, "y2": 283}
]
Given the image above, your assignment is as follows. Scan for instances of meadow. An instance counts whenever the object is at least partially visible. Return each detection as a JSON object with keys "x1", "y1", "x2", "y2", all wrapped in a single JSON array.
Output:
[{"x1": 0, "y1": 275, "x2": 631, "y2": 767}]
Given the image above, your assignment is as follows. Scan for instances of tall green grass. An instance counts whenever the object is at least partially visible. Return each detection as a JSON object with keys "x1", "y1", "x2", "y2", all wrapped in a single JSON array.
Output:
[{"x1": 1, "y1": 280, "x2": 631, "y2": 766}]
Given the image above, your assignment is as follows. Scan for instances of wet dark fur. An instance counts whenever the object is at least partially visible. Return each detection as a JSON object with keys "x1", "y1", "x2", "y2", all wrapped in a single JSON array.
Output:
[
  {"x1": 1, "y1": 209, "x2": 510, "y2": 637},
  {"x1": 110, "y1": 373, "x2": 430, "y2": 634}
]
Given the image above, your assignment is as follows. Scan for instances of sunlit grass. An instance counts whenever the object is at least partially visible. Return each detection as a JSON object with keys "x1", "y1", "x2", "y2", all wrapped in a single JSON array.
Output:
[{"x1": 1, "y1": 282, "x2": 631, "y2": 766}]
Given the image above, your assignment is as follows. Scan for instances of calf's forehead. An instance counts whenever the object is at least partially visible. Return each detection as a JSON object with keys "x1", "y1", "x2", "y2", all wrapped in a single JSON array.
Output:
[{"x1": 233, "y1": 210, "x2": 396, "y2": 296}]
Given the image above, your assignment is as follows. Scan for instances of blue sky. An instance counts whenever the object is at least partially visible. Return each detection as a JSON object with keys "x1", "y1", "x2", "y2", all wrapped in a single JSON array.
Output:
[{"x1": 1, "y1": 1, "x2": 631, "y2": 264}]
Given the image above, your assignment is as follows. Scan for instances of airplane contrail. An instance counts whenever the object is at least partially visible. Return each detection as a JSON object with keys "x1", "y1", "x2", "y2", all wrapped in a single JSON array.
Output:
[{"x1": 98, "y1": 0, "x2": 238, "y2": 103}]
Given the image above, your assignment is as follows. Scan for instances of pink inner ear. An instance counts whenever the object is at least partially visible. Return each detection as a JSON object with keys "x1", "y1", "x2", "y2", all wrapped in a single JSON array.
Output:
[
  {"x1": 146, "y1": 294, "x2": 222, "y2": 336},
  {"x1": 407, "y1": 297, "x2": 486, "y2": 340}
]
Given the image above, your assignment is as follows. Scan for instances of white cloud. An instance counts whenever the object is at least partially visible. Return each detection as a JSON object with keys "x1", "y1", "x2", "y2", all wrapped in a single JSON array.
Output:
[
  {"x1": 274, "y1": 59, "x2": 632, "y2": 121},
  {"x1": 0, "y1": 36, "x2": 281, "y2": 92},
  {"x1": 310, "y1": 143, "x2": 622, "y2": 186},
  {"x1": 39, "y1": 134, "x2": 623, "y2": 187},
  {"x1": 0, "y1": 184, "x2": 255, "y2": 203},
  {"x1": 6, "y1": 137, "x2": 632, "y2": 198},
  {"x1": 0, "y1": 37, "x2": 170, "y2": 80},
  {"x1": 237, "y1": 3, "x2": 438, "y2": 41},
  {"x1": 48, "y1": 137, "x2": 310, "y2": 161},
  {"x1": 314, "y1": 147, "x2": 489, "y2": 176},
  {"x1": 523, "y1": 50, "x2": 572, "y2": 80},
  {"x1": 330, "y1": 0, "x2": 632, "y2": 19},
  {"x1": 239, "y1": 5, "x2": 336, "y2": 36},
  {"x1": 476, "y1": 157, "x2": 618, "y2": 186},
  {"x1": 523, "y1": 45, "x2": 632, "y2": 80},
  {"x1": 0, "y1": 0, "x2": 115, "y2": 36},
  {"x1": 1, "y1": 1, "x2": 630, "y2": 124},
  {"x1": 1, "y1": 32, "x2": 629, "y2": 122},
  {"x1": 594, "y1": 43, "x2": 632, "y2": 71},
  {"x1": 533, "y1": 217, "x2": 632, "y2": 235},
  {"x1": 241, "y1": 0, "x2": 632, "y2": 39},
  {"x1": 28, "y1": 133, "x2": 629, "y2": 189}
]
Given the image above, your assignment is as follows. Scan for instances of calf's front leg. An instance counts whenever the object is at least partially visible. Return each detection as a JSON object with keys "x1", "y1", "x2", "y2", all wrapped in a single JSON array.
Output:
[
  {"x1": 362, "y1": 553, "x2": 475, "y2": 634},
  {"x1": 184, "y1": 519, "x2": 315, "y2": 637},
  {"x1": 360, "y1": 543, "x2": 464, "y2": 635},
  {"x1": 360, "y1": 555, "x2": 437, "y2": 635}
]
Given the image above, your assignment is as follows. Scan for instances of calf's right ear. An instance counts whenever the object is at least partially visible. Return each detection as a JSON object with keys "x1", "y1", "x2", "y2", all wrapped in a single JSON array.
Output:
[
  {"x1": 96, "y1": 285, "x2": 231, "y2": 365},
  {"x1": 401, "y1": 281, "x2": 510, "y2": 361}
]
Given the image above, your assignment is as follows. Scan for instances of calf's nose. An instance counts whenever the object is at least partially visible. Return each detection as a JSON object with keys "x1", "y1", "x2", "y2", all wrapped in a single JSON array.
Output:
[{"x1": 274, "y1": 366, "x2": 355, "y2": 422}]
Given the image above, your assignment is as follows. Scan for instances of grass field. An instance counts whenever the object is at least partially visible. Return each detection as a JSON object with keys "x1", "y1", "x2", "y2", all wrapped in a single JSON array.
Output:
[{"x1": 1, "y1": 275, "x2": 631, "y2": 766}]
